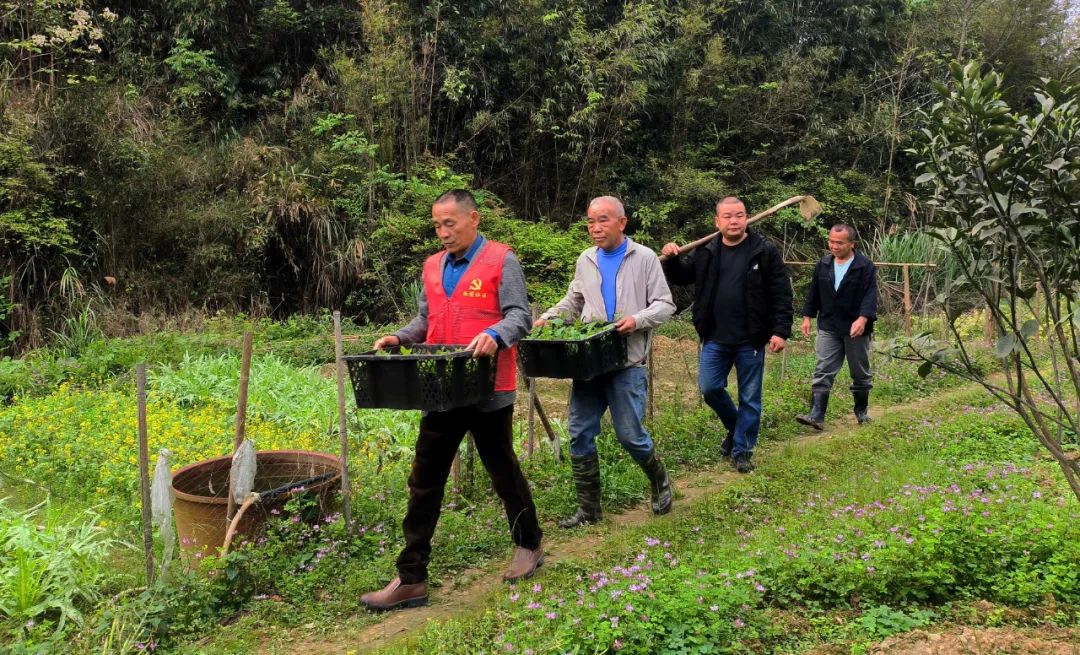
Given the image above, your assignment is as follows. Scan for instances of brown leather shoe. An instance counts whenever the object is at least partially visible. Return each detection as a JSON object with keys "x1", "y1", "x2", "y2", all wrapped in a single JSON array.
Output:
[
  {"x1": 359, "y1": 577, "x2": 429, "y2": 611},
  {"x1": 503, "y1": 544, "x2": 545, "y2": 582}
]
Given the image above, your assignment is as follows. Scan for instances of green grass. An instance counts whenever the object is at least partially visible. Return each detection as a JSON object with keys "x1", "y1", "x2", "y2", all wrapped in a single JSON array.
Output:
[{"x1": 0, "y1": 320, "x2": 996, "y2": 653}]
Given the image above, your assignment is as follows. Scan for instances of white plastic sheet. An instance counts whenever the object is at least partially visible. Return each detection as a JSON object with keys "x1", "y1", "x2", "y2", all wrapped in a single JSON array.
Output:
[
  {"x1": 150, "y1": 448, "x2": 175, "y2": 569},
  {"x1": 230, "y1": 439, "x2": 257, "y2": 505}
]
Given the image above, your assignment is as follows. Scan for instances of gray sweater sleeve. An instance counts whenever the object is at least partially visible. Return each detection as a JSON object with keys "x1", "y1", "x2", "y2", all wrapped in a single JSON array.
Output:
[
  {"x1": 486, "y1": 251, "x2": 532, "y2": 347},
  {"x1": 394, "y1": 286, "x2": 428, "y2": 345}
]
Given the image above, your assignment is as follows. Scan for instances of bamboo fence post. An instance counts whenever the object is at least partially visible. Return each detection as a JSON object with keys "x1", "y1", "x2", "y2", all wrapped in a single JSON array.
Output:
[
  {"x1": 465, "y1": 433, "x2": 475, "y2": 495},
  {"x1": 527, "y1": 303, "x2": 538, "y2": 454},
  {"x1": 527, "y1": 378, "x2": 537, "y2": 455},
  {"x1": 333, "y1": 312, "x2": 352, "y2": 533},
  {"x1": 226, "y1": 332, "x2": 253, "y2": 523},
  {"x1": 696, "y1": 341, "x2": 703, "y2": 407},
  {"x1": 1034, "y1": 286, "x2": 1042, "y2": 344},
  {"x1": 136, "y1": 363, "x2": 154, "y2": 585},
  {"x1": 451, "y1": 450, "x2": 461, "y2": 492},
  {"x1": 902, "y1": 264, "x2": 912, "y2": 337},
  {"x1": 647, "y1": 343, "x2": 656, "y2": 419},
  {"x1": 780, "y1": 342, "x2": 788, "y2": 382}
]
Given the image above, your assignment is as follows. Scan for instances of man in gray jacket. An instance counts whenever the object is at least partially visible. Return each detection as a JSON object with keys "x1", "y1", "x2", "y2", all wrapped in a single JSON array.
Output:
[{"x1": 536, "y1": 196, "x2": 677, "y2": 527}]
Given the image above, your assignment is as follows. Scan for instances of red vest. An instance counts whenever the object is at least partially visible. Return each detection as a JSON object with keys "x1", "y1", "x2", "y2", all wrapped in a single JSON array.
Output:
[{"x1": 423, "y1": 240, "x2": 517, "y2": 392}]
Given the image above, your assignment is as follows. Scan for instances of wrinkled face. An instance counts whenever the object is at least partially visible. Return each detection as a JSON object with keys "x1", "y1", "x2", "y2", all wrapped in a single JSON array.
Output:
[
  {"x1": 715, "y1": 201, "x2": 748, "y2": 242},
  {"x1": 432, "y1": 199, "x2": 480, "y2": 257},
  {"x1": 828, "y1": 227, "x2": 855, "y2": 260},
  {"x1": 586, "y1": 200, "x2": 627, "y2": 251}
]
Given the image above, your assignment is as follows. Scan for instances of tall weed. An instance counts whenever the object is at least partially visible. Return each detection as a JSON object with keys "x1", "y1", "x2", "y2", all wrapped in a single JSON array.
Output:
[{"x1": 0, "y1": 502, "x2": 116, "y2": 641}]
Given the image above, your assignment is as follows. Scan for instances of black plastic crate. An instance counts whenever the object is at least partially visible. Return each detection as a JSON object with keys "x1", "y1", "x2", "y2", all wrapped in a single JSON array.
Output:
[
  {"x1": 518, "y1": 326, "x2": 629, "y2": 380},
  {"x1": 344, "y1": 344, "x2": 497, "y2": 412}
]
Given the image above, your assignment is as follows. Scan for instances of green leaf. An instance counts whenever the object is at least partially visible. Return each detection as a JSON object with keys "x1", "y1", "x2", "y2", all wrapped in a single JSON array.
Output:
[
  {"x1": 995, "y1": 333, "x2": 1018, "y2": 359},
  {"x1": 1020, "y1": 319, "x2": 1039, "y2": 339},
  {"x1": 917, "y1": 361, "x2": 933, "y2": 378}
]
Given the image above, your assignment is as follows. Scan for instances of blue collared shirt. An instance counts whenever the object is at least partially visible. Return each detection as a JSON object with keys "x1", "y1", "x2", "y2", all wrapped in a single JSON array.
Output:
[
  {"x1": 443, "y1": 235, "x2": 486, "y2": 296},
  {"x1": 443, "y1": 235, "x2": 502, "y2": 346}
]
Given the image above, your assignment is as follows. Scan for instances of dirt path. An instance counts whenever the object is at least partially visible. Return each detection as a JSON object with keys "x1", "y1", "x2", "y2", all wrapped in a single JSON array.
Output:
[
  {"x1": 864, "y1": 625, "x2": 1079, "y2": 655},
  {"x1": 280, "y1": 382, "x2": 981, "y2": 655}
]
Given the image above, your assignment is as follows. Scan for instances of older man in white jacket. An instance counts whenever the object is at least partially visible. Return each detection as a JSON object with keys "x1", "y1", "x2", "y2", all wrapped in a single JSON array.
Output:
[{"x1": 536, "y1": 196, "x2": 677, "y2": 528}]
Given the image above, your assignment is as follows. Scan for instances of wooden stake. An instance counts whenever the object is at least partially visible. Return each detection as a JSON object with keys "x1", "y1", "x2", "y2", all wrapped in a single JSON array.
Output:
[
  {"x1": 333, "y1": 311, "x2": 352, "y2": 533},
  {"x1": 226, "y1": 332, "x2": 253, "y2": 522},
  {"x1": 902, "y1": 264, "x2": 912, "y2": 337},
  {"x1": 136, "y1": 363, "x2": 154, "y2": 584},
  {"x1": 518, "y1": 367, "x2": 559, "y2": 458},
  {"x1": 532, "y1": 394, "x2": 562, "y2": 462}
]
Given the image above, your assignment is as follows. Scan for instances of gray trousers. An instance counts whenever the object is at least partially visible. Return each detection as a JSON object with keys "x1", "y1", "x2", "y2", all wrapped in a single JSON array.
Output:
[{"x1": 811, "y1": 329, "x2": 873, "y2": 394}]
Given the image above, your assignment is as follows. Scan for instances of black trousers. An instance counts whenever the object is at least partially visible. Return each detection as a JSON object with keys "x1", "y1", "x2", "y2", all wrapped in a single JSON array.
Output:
[{"x1": 396, "y1": 404, "x2": 543, "y2": 583}]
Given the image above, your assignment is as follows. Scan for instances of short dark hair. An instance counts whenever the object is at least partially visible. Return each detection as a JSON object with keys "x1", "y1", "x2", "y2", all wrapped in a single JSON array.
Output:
[
  {"x1": 830, "y1": 224, "x2": 857, "y2": 242},
  {"x1": 434, "y1": 188, "x2": 478, "y2": 212},
  {"x1": 716, "y1": 196, "x2": 745, "y2": 210}
]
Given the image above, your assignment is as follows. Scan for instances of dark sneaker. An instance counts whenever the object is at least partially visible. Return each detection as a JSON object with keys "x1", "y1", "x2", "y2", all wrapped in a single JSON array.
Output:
[
  {"x1": 360, "y1": 577, "x2": 429, "y2": 611},
  {"x1": 720, "y1": 433, "x2": 734, "y2": 458},
  {"x1": 733, "y1": 453, "x2": 755, "y2": 474},
  {"x1": 558, "y1": 508, "x2": 601, "y2": 528}
]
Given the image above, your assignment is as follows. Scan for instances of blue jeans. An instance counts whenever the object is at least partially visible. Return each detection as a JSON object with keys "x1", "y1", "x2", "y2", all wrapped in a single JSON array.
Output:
[
  {"x1": 568, "y1": 366, "x2": 654, "y2": 462},
  {"x1": 698, "y1": 341, "x2": 765, "y2": 458}
]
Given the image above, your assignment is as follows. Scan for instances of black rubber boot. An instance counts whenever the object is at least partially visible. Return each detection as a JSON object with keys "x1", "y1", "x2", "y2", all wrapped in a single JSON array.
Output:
[
  {"x1": 636, "y1": 450, "x2": 673, "y2": 515},
  {"x1": 559, "y1": 453, "x2": 602, "y2": 528},
  {"x1": 853, "y1": 390, "x2": 871, "y2": 424},
  {"x1": 796, "y1": 391, "x2": 829, "y2": 430}
]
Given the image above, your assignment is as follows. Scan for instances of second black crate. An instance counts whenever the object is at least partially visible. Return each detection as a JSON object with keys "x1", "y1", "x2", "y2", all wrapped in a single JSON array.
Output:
[{"x1": 518, "y1": 326, "x2": 628, "y2": 380}]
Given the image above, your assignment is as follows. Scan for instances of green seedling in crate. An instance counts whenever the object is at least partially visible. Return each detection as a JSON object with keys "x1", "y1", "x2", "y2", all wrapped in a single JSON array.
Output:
[
  {"x1": 528, "y1": 318, "x2": 612, "y2": 341},
  {"x1": 375, "y1": 345, "x2": 459, "y2": 356}
]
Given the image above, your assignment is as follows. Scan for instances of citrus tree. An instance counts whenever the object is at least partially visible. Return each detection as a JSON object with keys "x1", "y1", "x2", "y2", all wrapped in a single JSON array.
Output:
[{"x1": 892, "y1": 62, "x2": 1080, "y2": 501}]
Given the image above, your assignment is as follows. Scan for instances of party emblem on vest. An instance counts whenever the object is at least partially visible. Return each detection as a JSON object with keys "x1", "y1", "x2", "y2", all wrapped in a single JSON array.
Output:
[{"x1": 462, "y1": 277, "x2": 488, "y2": 299}]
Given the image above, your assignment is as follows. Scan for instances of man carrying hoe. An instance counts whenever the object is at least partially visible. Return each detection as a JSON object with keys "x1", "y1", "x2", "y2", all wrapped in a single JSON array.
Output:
[{"x1": 661, "y1": 196, "x2": 793, "y2": 474}]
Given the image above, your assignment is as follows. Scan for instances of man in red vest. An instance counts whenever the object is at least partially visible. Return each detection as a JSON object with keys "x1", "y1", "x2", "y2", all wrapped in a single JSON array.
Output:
[{"x1": 360, "y1": 189, "x2": 542, "y2": 611}]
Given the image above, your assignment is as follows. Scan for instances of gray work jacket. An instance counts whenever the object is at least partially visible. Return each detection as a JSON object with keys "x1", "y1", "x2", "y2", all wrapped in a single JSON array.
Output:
[{"x1": 541, "y1": 238, "x2": 676, "y2": 366}]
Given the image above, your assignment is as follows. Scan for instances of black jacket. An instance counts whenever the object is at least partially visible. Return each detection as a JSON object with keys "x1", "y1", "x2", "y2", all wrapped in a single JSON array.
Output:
[
  {"x1": 663, "y1": 231, "x2": 794, "y2": 347},
  {"x1": 802, "y1": 251, "x2": 878, "y2": 335}
]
